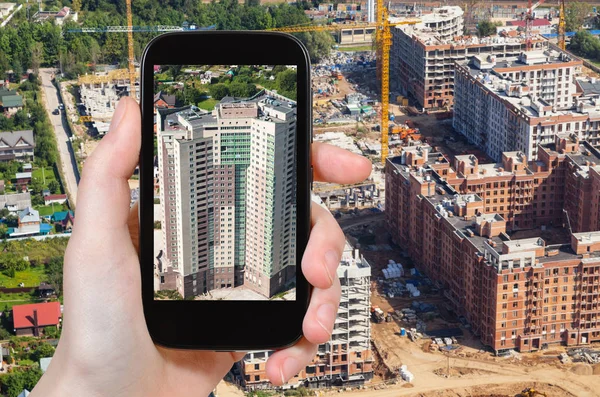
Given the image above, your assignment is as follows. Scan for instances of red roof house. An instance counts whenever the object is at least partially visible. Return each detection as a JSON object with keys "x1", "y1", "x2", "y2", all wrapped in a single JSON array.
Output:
[
  {"x1": 44, "y1": 194, "x2": 68, "y2": 205},
  {"x1": 12, "y1": 302, "x2": 61, "y2": 336}
]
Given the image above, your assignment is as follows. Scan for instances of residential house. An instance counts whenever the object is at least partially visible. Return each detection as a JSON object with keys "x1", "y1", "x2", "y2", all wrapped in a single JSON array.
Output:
[
  {"x1": 8, "y1": 206, "x2": 40, "y2": 237},
  {"x1": 0, "y1": 130, "x2": 35, "y2": 161},
  {"x1": 52, "y1": 210, "x2": 74, "y2": 232},
  {"x1": 12, "y1": 301, "x2": 61, "y2": 336},
  {"x1": 37, "y1": 282, "x2": 55, "y2": 298},
  {"x1": 44, "y1": 194, "x2": 67, "y2": 205},
  {"x1": 0, "y1": 3, "x2": 16, "y2": 19},
  {"x1": 33, "y1": 6, "x2": 77, "y2": 25},
  {"x1": 0, "y1": 192, "x2": 31, "y2": 212},
  {"x1": 154, "y1": 91, "x2": 177, "y2": 109},
  {"x1": 503, "y1": 18, "x2": 553, "y2": 35},
  {"x1": 0, "y1": 88, "x2": 23, "y2": 116},
  {"x1": 14, "y1": 172, "x2": 31, "y2": 189},
  {"x1": 22, "y1": 163, "x2": 32, "y2": 172}
]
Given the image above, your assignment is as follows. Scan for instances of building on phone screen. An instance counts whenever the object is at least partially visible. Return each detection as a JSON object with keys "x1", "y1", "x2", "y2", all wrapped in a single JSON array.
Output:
[
  {"x1": 155, "y1": 89, "x2": 297, "y2": 299},
  {"x1": 236, "y1": 242, "x2": 374, "y2": 390}
]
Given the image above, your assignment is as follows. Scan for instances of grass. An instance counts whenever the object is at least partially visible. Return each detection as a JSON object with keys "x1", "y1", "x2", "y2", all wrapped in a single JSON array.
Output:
[
  {"x1": 0, "y1": 292, "x2": 42, "y2": 311},
  {"x1": 0, "y1": 266, "x2": 47, "y2": 288},
  {"x1": 31, "y1": 167, "x2": 60, "y2": 191},
  {"x1": 197, "y1": 98, "x2": 218, "y2": 111},
  {"x1": 34, "y1": 204, "x2": 68, "y2": 217},
  {"x1": 338, "y1": 45, "x2": 374, "y2": 52},
  {"x1": 17, "y1": 359, "x2": 35, "y2": 366}
]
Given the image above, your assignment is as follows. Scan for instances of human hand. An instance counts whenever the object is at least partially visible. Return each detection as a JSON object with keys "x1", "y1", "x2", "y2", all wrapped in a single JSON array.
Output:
[{"x1": 31, "y1": 97, "x2": 371, "y2": 397}]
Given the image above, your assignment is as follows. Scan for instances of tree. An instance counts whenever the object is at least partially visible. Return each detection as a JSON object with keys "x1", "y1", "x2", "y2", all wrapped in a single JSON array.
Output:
[
  {"x1": 2, "y1": 368, "x2": 43, "y2": 397},
  {"x1": 0, "y1": 224, "x2": 7, "y2": 239},
  {"x1": 565, "y1": 1, "x2": 593, "y2": 32},
  {"x1": 208, "y1": 84, "x2": 230, "y2": 100},
  {"x1": 228, "y1": 82, "x2": 257, "y2": 98},
  {"x1": 72, "y1": 0, "x2": 82, "y2": 12},
  {"x1": 45, "y1": 257, "x2": 64, "y2": 296},
  {"x1": 569, "y1": 30, "x2": 600, "y2": 59},
  {"x1": 295, "y1": 31, "x2": 333, "y2": 63},
  {"x1": 48, "y1": 180, "x2": 60, "y2": 194},
  {"x1": 477, "y1": 19, "x2": 501, "y2": 37},
  {"x1": 276, "y1": 69, "x2": 297, "y2": 99},
  {"x1": 31, "y1": 43, "x2": 43, "y2": 75},
  {"x1": 32, "y1": 343, "x2": 55, "y2": 361}
]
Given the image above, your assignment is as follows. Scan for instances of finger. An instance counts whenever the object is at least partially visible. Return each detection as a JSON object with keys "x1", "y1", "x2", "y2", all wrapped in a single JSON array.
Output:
[
  {"x1": 265, "y1": 338, "x2": 318, "y2": 386},
  {"x1": 301, "y1": 201, "x2": 345, "y2": 289},
  {"x1": 302, "y1": 274, "x2": 341, "y2": 345},
  {"x1": 312, "y1": 142, "x2": 371, "y2": 184}
]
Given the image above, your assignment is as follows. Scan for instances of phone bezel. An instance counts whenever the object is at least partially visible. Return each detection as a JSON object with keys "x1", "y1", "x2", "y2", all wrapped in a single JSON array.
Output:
[{"x1": 139, "y1": 31, "x2": 312, "y2": 350}]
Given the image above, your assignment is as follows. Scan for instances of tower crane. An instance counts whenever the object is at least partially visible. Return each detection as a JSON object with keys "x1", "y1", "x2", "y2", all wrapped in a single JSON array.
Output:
[
  {"x1": 558, "y1": 0, "x2": 566, "y2": 50},
  {"x1": 271, "y1": 6, "x2": 420, "y2": 164}
]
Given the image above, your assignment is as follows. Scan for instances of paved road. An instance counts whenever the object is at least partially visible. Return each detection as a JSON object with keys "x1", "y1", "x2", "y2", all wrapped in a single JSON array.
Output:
[
  {"x1": 40, "y1": 68, "x2": 79, "y2": 206},
  {"x1": 338, "y1": 212, "x2": 385, "y2": 231}
]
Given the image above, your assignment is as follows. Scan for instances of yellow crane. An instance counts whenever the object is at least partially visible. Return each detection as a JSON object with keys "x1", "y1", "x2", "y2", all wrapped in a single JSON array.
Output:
[
  {"x1": 126, "y1": 0, "x2": 136, "y2": 99},
  {"x1": 558, "y1": 0, "x2": 566, "y2": 50},
  {"x1": 271, "y1": 8, "x2": 420, "y2": 165}
]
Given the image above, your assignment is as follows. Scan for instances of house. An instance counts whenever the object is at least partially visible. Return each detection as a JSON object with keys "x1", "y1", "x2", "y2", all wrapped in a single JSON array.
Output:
[
  {"x1": 42, "y1": 189, "x2": 50, "y2": 197},
  {"x1": 12, "y1": 301, "x2": 61, "y2": 336},
  {"x1": 503, "y1": 18, "x2": 553, "y2": 35},
  {"x1": 37, "y1": 282, "x2": 55, "y2": 298},
  {"x1": 15, "y1": 172, "x2": 31, "y2": 189},
  {"x1": 44, "y1": 194, "x2": 67, "y2": 205},
  {"x1": 0, "y1": 192, "x2": 31, "y2": 212},
  {"x1": 8, "y1": 206, "x2": 40, "y2": 237},
  {"x1": 22, "y1": 163, "x2": 32, "y2": 172},
  {"x1": 0, "y1": 130, "x2": 35, "y2": 161},
  {"x1": 33, "y1": 6, "x2": 77, "y2": 25},
  {"x1": 0, "y1": 3, "x2": 16, "y2": 19},
  {"x1": 0, "y1": 88, "x2": 23, "y2": 116},
  {"x1": 154, "y1": 91, "x2": 177, "y2": 109},
  {"x1": 51, "y1": 210, "x2": 74, "y2": 232}
]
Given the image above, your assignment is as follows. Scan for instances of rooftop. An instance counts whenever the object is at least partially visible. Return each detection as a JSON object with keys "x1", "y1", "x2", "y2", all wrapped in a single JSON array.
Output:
[{"x1": 12, "y1": 301, "x2": 61, "y2": 329}]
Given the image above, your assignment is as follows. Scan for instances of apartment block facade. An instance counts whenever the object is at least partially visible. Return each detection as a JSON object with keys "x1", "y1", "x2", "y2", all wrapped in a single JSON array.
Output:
[
  {"x1": 238, "y1": 243, "x2": 373, "y2": 390},
  {"x1": 453, "y1": 50, "x2": 591, "y2": 162},
  {"x1": 385, "y1": 139, "x2": 600, "y2": 353},
  {"x1": 390, "y1": 6, "x2": 544, "y2": 110},
  {"x1": 156, "y1": 90, "x2": 297, "y2": 298}
]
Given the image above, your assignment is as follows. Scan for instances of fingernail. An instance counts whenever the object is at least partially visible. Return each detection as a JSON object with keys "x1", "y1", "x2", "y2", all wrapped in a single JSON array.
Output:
[
  {"x1": 316, "y1": 303, "x2": 336, "y2": 336},
  {"x1": 324, "y1": 250, "x2": 339, "y2": 286},
  {"x1": 110, "y1": 98, "x2": 129, "y2": 132},
  {"x1": 281, "y1": 357, "x2": 299, "y2": 384}
]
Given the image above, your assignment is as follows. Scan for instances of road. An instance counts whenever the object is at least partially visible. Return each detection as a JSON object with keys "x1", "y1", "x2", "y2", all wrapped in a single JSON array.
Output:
[
  {"x1": 338, "y1": 212, "x2": 385, "y2": 231},
  {"x1": 39, "y1": 68, "x2": 79, "y2": 207}
]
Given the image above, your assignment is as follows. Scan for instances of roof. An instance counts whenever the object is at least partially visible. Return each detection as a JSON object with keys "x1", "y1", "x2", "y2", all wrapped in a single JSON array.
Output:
[
  {"x1": 17, "y1": 390, "x2": 30, "y2": 397},
  {"x1": 577, "y1": 78, "x2": 600, "y2": 95},
  {"x1": 12, "y1": 301, "x2": 61, "y2": 329},
  {"x1": 1, "y1": 95, "x2": 23, "y2": 108},
  {"x1": 19, "y1": 207, "x2": 39, "y2": 223},
  {"x1": 40, "y1": 357, "x2": 52, "y2": 373},
  {"x1": 507, "y1": 19, "x2": 551, "y2": 27},
  {"x1": 0, "y1": 192, "x2": 31, "y2": 209},
  {"x1": 0, "y1": 130, "x2": 34, "y2": 148},
  {"x1": 44, "y1": 194, "x2": 67, "y2": 201},
  {"x1": 56, "y1": 6, "x2": 70, "y2": 17},
  {"x1": 15, "y1": 172, "x2": 31, "y2": 179},
  {"x1": 40, "y1": 224, "x2": 52, "y2": 233},
  {"x1": 52, "y1": 210, "x2": 74, "y2": 222}
]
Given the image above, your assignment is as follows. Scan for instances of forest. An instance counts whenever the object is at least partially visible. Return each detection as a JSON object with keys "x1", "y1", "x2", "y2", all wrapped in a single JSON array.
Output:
[{"x1": 0, "y1": 0, "x2": 333, "y2": 79}]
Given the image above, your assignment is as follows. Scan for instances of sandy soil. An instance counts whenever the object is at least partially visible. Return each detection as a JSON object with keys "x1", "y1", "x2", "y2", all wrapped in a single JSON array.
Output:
[{"x1": 215, "y1": 381, "x2": 246, "y2": 397}]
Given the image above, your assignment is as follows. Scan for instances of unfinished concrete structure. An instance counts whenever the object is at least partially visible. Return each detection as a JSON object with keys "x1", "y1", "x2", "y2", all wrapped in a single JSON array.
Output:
[
  {"x1": 390, "y1": 5, "x2": 546, "y2": 110},
  {"x1": 454, "y1": 50, "x2": 586, "y2": 161},
  {"x1": 238, "y1": 242, "x2": 373, "y2": 390},
  {"x1": 385, "y1": 138, "x2": 600, "y2": 353}
]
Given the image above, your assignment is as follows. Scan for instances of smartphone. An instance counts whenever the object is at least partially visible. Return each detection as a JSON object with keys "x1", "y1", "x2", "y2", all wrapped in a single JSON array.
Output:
[{"x1": 139, "y1": 32, "x2": 312, "y2": 350}]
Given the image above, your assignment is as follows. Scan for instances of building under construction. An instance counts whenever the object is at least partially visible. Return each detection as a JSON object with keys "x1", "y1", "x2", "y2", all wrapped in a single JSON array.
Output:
[
  {"x1": 237, "y1": 242, "x2": 373, "y2": 390},
  {"x1": 385, "y1": 136, "x2": 600, "y2": 353},
  {"x1": 390, "y1": 6, "x2": 546, "y2": 110}
]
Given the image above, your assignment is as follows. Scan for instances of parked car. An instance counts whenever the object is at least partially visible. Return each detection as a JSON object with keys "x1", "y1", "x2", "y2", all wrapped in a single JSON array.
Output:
[{"x1": 52, "y1": 108, "x2": 60, "y2": 115}]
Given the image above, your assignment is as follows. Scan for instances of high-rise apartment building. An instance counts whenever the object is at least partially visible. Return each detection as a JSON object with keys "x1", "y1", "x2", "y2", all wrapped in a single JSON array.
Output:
[
  {"x1": 385, "y1": 138, "x2": 600, "y2": 353},
  {"x1": 453, "y1": 50, "x2": 590, "y2": 161},
  {"x1": 156, "y1": 90, "x2": 297, "y2": 298},
  {"x1": 390, "y1": 6, "x2": 545, "y2": 110},
  {"x1": 238, "y1": 242, "x2": 373, "y2": 390}
]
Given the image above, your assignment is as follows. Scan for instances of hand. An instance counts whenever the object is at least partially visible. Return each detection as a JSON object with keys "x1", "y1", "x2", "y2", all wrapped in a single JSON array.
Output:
[{"x1": 31, "y1": 97, "x2": 372, "y2": 397}]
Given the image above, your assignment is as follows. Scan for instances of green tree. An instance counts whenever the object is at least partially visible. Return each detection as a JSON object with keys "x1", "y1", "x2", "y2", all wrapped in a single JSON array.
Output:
[
  {"x1": 295, "y1": 31, "x2": 334, "y2": 63},
  {"x1": 31, "y1": 42, "x2": 43, "y2": 75},
  {"x1": 2, "y1": 367, "x2": 43, "y2": 397},
  {"x1": 45, "y1": 257, "x2": 64, "y2": 296},
  {"x1": 566, "y1": 1, "x2": 593, "y2": 32},
  {"x1": 477, "y1": 19, "x2": 501, "y2": 37},
  {"x1": 72, "y1": 0, "x2": 82, "y2": 12},
  {"x1": 48, "y1": 180, "x2": 60, "y2": 194},
  {"x1": 276, "y1": 69, "x2": 297, "y2": 99},
  {"x1": 32, "y1": 343, "x2": 55, "y2": 361},
  {"x1": 569, "y1": 30, "x2": 600, "y2": 59},
  {"x1": 0, "y1": 224, "x2": 7, "y2": 239},
  {"x1": 208, "y1": 84, "x2": 230, "y2": 100},
  {"x1": 229, "y1": 82, "x2": 257, "y2": 98}
]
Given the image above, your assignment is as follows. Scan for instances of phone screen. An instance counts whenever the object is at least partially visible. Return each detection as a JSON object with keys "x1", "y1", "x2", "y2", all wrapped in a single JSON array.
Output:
[{"x1": 153, "y1": 65, "x2": 298, "y2": 302}]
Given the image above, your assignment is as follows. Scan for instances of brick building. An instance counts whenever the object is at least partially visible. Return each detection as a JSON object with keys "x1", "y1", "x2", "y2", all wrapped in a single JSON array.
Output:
[
  {"x1": 390, "y1": 6, "x2": 546, "y2": 111},
  {"x1": 385, "y1": 138, "x2": 600, "y2": 353},
  {"x1": 238, "y1": 243, "x2": 373, "y2": 390},
  {"x1": 453, "y1": 49, "x2": 589, "y2": 161}
]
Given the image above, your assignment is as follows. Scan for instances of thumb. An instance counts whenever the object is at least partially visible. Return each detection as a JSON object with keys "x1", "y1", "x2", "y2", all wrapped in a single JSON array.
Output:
[{"x1": 63, "y1": 97, "x2": 143, "y2": 340}]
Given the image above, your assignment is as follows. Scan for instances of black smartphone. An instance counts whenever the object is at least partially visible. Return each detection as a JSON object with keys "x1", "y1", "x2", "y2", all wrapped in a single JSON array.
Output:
[{"x1": 139, "y1": 32, "x2": 312, "y2": 350}]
